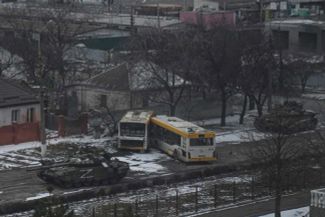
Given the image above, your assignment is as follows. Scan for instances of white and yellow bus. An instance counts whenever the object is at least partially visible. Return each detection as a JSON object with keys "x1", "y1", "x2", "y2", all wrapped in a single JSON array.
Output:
[
  {"x1": 150, "y1": 115, "x2": 216, "y2": 162},
  {"x1": 118, "y1": 111, "x2": 154, "y2": 151}
]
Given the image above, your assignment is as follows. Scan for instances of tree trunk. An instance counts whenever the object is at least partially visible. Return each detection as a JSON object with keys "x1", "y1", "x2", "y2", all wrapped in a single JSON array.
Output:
[
  {"x1": 274, "y1": 180, "x2": 282, "y2": 217},
  {"x1": 170, "y1": 105, "x2": 176, "y2": 116},
  {"x1": 220, "y1": 91, "x2": 227, "y2": 126},
  {"x1": 239, "y1": 95, "x2": 248, "y2": 124},
  {"x1": 256, "y1": 102, "x2": 263, "y2": 117},
  {"x1": 249, "y1": 96, "x2": 255, "y2": 110},
  {"x1": 40, "y1": 88, "x2": 47, "y2": 157}
]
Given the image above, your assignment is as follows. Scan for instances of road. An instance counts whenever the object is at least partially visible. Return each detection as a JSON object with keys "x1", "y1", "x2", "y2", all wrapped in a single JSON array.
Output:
[
  {"x1": 193, "y1": 191, "x2": 310, "y2": 217},
  {"x1": 0, "y1": 128, "x2": 322, "y2": 206}
]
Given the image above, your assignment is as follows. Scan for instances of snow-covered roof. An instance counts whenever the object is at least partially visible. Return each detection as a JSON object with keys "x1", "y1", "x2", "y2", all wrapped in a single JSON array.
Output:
[
  {"x1": 271, "y1": 19, "x2": 325, "y2": 25},
  {"x1": 129, "y1": 61, "x2": 188, "y2": 91},
  {"x1": 120, "y1": 110, "x2": 154, "y2": 123}
]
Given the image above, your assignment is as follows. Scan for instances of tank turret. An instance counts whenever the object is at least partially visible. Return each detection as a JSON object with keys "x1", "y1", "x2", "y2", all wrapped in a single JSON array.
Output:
[{"x1": 254, "y1": 101, "x2": 318, "y2": 134}]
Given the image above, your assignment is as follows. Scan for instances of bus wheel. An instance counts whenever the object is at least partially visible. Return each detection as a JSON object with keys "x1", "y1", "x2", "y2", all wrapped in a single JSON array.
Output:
[{"x1": 173, "y1": 150, "x2": 179, "y2": 161}]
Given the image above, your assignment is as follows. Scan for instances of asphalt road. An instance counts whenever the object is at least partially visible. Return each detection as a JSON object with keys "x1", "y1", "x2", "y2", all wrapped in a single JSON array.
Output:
[{"x1": 193, "y1": 191, "x2": 310, "y2": 217}]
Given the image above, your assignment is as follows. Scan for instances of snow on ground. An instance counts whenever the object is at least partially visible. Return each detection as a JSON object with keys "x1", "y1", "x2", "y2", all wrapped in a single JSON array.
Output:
[
  {"x1": 302, "y1": 93, "x2": 325, "y2": 100},
  {"x1": 194, "y1": 115, "x2": 242, "y2": 127},
  {"x1": 0, "y1": 141, "x2": 41, "y2": 154},
  {"x1": 215, "y1": 129, "x2": 265, "y2": 144},
  {"x1": 0, "y1": 136, "x2": 115, "y2": 171},
  {"x1": 25, "y1": 193, "x2": 53, "y2": 201},
  {"x1": 116, "y1": 150, "x2": 169, "y2": 173},
  {"x1": 258, "y1": 206, "x2": 309, "y2": 217}
]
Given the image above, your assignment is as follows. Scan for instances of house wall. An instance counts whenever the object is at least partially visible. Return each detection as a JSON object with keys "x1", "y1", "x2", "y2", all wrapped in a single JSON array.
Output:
[
  {"x1": 67, "y1": 86, "x2": 144, "y2": 112},
  {"x1": 0, "y1": 104, "x2": 40, "y2": 127}
]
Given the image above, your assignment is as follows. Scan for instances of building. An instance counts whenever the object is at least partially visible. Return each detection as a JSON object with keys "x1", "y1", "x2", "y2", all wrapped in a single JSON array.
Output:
[
  {"x1": 0, "y1": 79, "x2": 40, "y2": 145},
  {"x1": 311, "y1": 188, "x2": 325, "y2": 216},
  {"x1": 66, "y1": 62, "x2": 189, "y2": 115},
  {"x1": 267, "y1": 19, "x2": 325, "y2": 53}
]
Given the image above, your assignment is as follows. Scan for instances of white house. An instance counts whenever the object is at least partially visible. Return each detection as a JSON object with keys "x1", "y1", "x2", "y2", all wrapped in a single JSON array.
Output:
[{"x1": 0, "y1": 79, "x2": 40, "y2": 127}]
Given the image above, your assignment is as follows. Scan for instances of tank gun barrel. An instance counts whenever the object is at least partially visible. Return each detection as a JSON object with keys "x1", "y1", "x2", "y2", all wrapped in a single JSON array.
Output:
[{"x1": 27, "y1": 162, "x2": 72, "y2": 171}]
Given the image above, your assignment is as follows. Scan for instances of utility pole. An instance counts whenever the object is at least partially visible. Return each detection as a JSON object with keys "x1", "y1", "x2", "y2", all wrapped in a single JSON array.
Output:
[
  {"x1": 35, "y1": 33, "x2": 47, "y2": 157},
  {"x1": 157, "y1": 1, "x2": 160, "y2": 29}
]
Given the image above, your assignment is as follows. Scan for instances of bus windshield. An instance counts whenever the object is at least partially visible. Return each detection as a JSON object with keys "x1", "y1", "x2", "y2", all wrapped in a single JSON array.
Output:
[
  {"x1": 120, "y1": 123, "x2": 145, "y2": 137},
  {"x1": 190, "y1": 138, "x2": 214, "y2": 146}
]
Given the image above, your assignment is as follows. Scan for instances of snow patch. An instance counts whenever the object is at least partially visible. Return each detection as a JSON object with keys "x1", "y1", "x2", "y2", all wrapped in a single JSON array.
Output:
[
  {"x1": 258, "y1": 206, "x2": 309, "y2": 217},
  {"x1": 0, "y1": 141, "x2": 41, "y2": 154},
  {"x1": 25, "y1": 193, "x2": 53, "y2": 201},
  {"x1": 116, "y1": 151, "x2": 168, "y2": 173},
  {"x1": 215, "y1": 130, "x2": 264, "y2": 144},
  {"x1": 302, "y1": 93, "x2": 325, "y2": 100}
]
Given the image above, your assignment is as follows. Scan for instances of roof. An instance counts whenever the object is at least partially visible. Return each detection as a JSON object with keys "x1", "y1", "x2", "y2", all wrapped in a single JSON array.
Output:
[
  {"x1": 84, "y1": 64, "x2": 130, "y2": 91},
  {"x1": 0, "y1": 79, "x2": 39, "y2": 108},
  {"x1": 120, "y1": 110, "x2": 154, "y2": 124},
  {"x1": 151, "y1": 115, "x2": 215, "y2": 138},
  {"x1": 79, "y1": 62, "x2": 188, "y2": 92}
]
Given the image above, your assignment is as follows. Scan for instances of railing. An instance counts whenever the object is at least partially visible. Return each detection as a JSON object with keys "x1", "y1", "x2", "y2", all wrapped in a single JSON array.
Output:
[{"x1": 311, "y1": 188, "x2": 325, "y2": 208}]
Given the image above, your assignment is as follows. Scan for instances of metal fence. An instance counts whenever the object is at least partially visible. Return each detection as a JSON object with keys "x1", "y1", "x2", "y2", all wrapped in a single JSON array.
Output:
[{"x1": 83, "y1": 168, "x2": 325, "y2": 217}]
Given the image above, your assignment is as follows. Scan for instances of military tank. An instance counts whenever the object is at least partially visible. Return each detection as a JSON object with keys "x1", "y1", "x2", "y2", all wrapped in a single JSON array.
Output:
[
  {"x1": 34, "y1": 152, "x2": 129, "y2": 188},
  {"x1": 254, "y1": 101, "x2": 318, "y2": 134}
]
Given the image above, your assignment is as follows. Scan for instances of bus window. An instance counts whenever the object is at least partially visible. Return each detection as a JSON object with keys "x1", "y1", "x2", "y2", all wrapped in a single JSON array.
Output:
[
  {"x1": 120, "y1": 123, "x2": 145, "y2": 137},
  {"x1": 190, "y1": 138, "x2": 214, "y2": 146}
]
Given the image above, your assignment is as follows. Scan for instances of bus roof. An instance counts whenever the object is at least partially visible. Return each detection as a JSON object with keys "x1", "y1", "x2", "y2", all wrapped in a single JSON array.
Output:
[
  {"x1": 151, "y1": 115, "x2": 215, "y2": 138},
  {"x1": 120, "y1": 110, "x2": 154, "y2": 124}
]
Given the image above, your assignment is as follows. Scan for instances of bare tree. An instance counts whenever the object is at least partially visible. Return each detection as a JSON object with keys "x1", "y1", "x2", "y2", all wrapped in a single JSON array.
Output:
[
  {"x1": 128, "y1": 28, "x2": 194, "y2": 116},
  {"x1": 247, "y1": 113, "x2": 306, "y2": 217},
  {"x1": 0, "y1": 5, "x2": 86, "y2": 155},
  {"x1": 284, "y1": 53, "x2": 323, "y2": 93},
  {"x1": 194, "y1": 26, "x2": 242, "y2": 126},
  {"x1": 239, "y1": 33, "x2": 275, "y2": 121}
]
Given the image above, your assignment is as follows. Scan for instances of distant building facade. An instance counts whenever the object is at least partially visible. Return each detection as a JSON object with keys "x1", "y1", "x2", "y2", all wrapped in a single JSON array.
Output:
[
  {"x1": 267, "y1": 19, "x2": 325, "y2": 54},
  {"x1": 311, "y1": 188, "x2": 325, "y2": 217}
]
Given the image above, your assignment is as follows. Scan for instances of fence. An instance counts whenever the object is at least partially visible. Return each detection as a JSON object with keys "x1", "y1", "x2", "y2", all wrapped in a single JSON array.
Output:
[
  {"x1": 46, "y1": 113, "x2": 88, "y2": 137},
  {"x1": 0, "y1": 122, "x2": 40, "y2": 145},
  {"x1": 81, "y1": 168, "x2": 325, "y2": 217}
]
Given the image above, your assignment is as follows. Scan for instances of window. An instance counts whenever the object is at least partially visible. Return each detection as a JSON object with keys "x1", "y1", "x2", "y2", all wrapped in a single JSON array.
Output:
[
  {"x1": 120, "y1": 123, "x2": 145, "y2": 137},
  {"x1": 11, "y1": 109, "x2": 20, "y2": 123},
  {"x1": 100, "y1": 95, "x2": 107, "y2": 107},
  {"x1": 27, "y1": 108, "x2": 35, "y2": 123},
  {"x1": 190, "y1": 138, "x2": 214, "y2": 146}
]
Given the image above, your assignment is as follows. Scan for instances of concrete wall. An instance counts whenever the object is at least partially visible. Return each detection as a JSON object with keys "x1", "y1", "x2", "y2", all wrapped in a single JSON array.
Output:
[
  {"x1": 268, "y1": 22, "x2": 325, "y2": 53},
  {"x1": 0, "y1": 104, "x2": 40, "y2": 127},
  {"x1": 180, "y1": 11, "x2": 236, "y2": 28}
]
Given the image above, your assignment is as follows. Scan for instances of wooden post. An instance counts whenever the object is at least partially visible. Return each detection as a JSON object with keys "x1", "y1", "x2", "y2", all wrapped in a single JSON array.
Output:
[
  {"x1": 155, "y1": 194, "x2": 159, "y2": 216},
  {"x1": 114, "y1": 203, "x2": 117, "y2": 217},
  {"x1": 92, "y1": 207, "x2": 96, "y2": 217},
  {"x1": 232, "y1": 182, "x2": 236, "y2": 202},
  {"x1": 251, "y1": 177, "x2": 255, "y2": 200},
  {"x1": 58, "y1": 115, "x2": 65, "y2": 137},
  {"x1": 214, "y1": 184, "x2": 217, "y2": 208},
  {"x1": 176, "y1": 189, "x2": 179, "y2": 216},
  {"x1": 195, "y1": 186, "x2": 198, "y2": 212},
  {"x1": 135, "y1": 198, "x2": 138, "y2": 216}
]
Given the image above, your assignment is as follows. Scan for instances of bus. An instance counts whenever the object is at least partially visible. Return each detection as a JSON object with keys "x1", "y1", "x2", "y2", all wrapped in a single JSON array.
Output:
[
  {"x1": 150, "y1": 115, "x2": 216, "y2": 162},
  {"x1": 118, "y1": 110, "x2": 154, "y2": 151}
]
